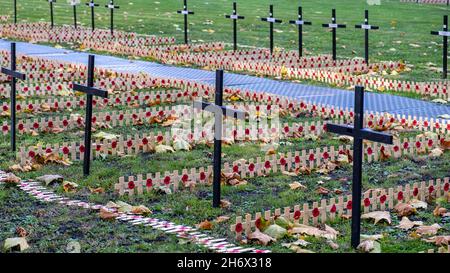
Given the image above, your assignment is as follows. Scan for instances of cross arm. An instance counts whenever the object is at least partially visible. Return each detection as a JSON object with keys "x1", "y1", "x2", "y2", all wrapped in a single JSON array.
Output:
[
  {"x1": 355, "y1": 24, "x2": 379, "y2": 30},
  {"x1": 322, "y1": 23, "x2": 347, "y2": 28},
  {"x1": 86, "y1": 2, "x2": 99, "y2": 7},
  {"x1": 326, "y1": 124, "x2": 393, "y2": 144},
  {"x1": 106, "y1": 4, "x2": 119, "y2": 9},
  {"x1": 289, "y1": 20, "x2": 312, "y2": 25},
  {"x1": 431, "y1": 30, "x2": 450, "y2": 37},
  {"x1": 73, "y1": 83, "x2": 108, "y2": 98},
  {"x1": 1, "y1": 67, "x2": 26, "y2": 80},
  {"x1": 178, "y1": 10, "x2": 194, "y2": 15},
  {"x1": 193, "y1": 101, "x2": 246, "y2": 120},
  {"x1": 226, "y1": 15, "x2": 245, "y2": 20},
  {"x1": 262, "y1": 18, "x2": 282, "y2": 24}
]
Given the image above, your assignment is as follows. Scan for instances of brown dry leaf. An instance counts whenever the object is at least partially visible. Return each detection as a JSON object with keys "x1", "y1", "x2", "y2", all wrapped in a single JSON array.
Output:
[
  {"x1": 290, "y1": 224, "x2": 338, "y2": 240},
  {"x1": 357, "y1": 240, "x2": 381, "y2": 253},
  {"x1": 0, "y1": 173, "x2": 21, "y2": 184},
  {"x1": 316, "y1": 186, "x2": 330, "y2": 195},
  {"x1": 394, "y1": 203, "x2": 416, "y2": 217},
  {"x1": 89, "y1": 187, "x2": 105, "y2": 194},
  {"x1": 361, "y1": 211, "x2": 392, "y2": 225},
  {"x1": 433, "y1": 206, "x2": 447, "y2": 217},
  {"x1": 415, "y1": 224, "x2": 442, "y2": 236},
  {"x1": 131, "y1": 205, "x2": 152, "y2": 215},
  {"x1": 248, "y1": 230, "x2": 276, "y2": 246},
  {"x1": 296, "y1": 166, "x2": 311, "y2": 175},
  {"x1": 282, "y1": 171, "x2": 299, "y2": 177},
  {"x1": 265, "y1": 147, "x2": 276, "y2": 156},
  {"x1": 62, "y1": 181, "x2": 78, "y2": 193},
  {"x1": 396, "y1": 217, "x2": 423, "y2": 230},
  {"x1": 215, "y1": 216, "x2": 230, "y2": 223},
  {"x1": 429, "y1": 148, "x2": 444, "y2": 158},
  {"x1": 99, "y1": 208, "x2": 119, "y2": 220},
  {"x1": 408, "y1": 199, "x2": 428, "y2": 210},
  {"x1": 15, "y1": 227, "x2": 28, "y2": 237},
  {"x1": 423, "y1": 236, "x2": 450, "y2": 246},
  {"x1": 196, "y1": 220, "x2": 213, "y2": 230},
  {"x1": 220, "y1": 199, "x2": 232, "y2": 209},
  {"x1": 289, "y1": 181, "x2": 307, "y2": 191}
]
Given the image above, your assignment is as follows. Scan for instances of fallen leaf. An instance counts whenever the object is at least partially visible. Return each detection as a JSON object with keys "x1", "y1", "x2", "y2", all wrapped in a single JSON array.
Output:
[
  {"x1": 361, "y1": 211, "x2": 392, "y2": 225},
  {"x1": 220, "y1": 199, "x2": 232, "y2": 209},
  {"x1": 197, "y1": 220, "x2": 213, "y2": 230},
  {"x1": 408, "y1": 199, "x2": 428, "y2": 210},
  {"x1": 394, "y1": 203, "x2": 416, "y2": 217},
  {"x1": 248, "y1": 230, "x2": 276, "y2": 246},
  {"x1": 396, "y1": 217, "x2": 423, "y2": 230},
  {"x1": 289, "y1": 181, "x2": 307, "y2": 191},
  {"x1": 415, "y1": 224, "x2": 442, "y2": 236},
  {"x1": 36, "y1": 174, "x2": 64, "y2": 186},
  {"x1": 0, "y1": 173, "x2": 21, "y2": 184},
  {"x1": 290, "y1": 224, "x2": 338, "y2": 240},
  {"x1": 131, "y1": 205, "x2": 152, "y2": 215},
  {"x1": 15, "y1": 227, "x2": 28, "y2": 237},
  {"x1": 263, "y1": 224, "x2": 287, "y2": 240},
  {"x1": 4, "y1": 237, "x2": 29, "y2": 252},
  {"x1": 433, "y1": 206, "x2": 447, "y2": 217},
  {"x1": 155, "y1": 144, "x2": 175, "y2": 153},
  {"x1": 215, "y1": 216, "x2": 230, "y2": 223},
  {"x1": 93, "y1": 131, "x2": 119, "y2": 141},
  {"x1": 173, "y1": 138, "x2": 191, "y2": 151},
  {"x1": 316, "y1": 186, "x2": 330, "y2": 195},
  {"x1": 423, "y1": 236, "x2": 450, "y2": 246},
  {"x1": 89, "y1": 187, "x2": 105, "y2": 194},
  {"x1": 62, "y1": 181, "x2": 78, "y2": 193},
  {"x1": 99, "y1": 207, "x2": 118, "y2": 220},
  {"x1": 357, "y1": 240, "x2": 381, "y2": 253}
]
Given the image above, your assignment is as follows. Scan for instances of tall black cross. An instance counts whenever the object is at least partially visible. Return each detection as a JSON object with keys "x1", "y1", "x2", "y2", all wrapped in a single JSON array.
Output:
[
  {"x1": 225, "y1": 2, "x2": 245, "y2": 51},
  {"x1": 13, "y1": 0, "x2": 17, "y2": 24},
  {"x1": 72, "y1": 55, "x2": 108, "y2": 176},
  {"x1": 193, "y1": 70, "x2": 246, "y2": 208},
  {"x1": 431, "y1": 15, "x2": 449, "y2": 79},
  {"x1": 177, "y1": 0, "x2": 194, "y2": 44},
  {"x1": 289, "y1": 6, "x2": 311, "y2": 57},
  {"x1": 105, "y1": 0, "x2": 119, "y2": 35},
  {"x1": 355, "y1": 10, "x2": 379, "y2": 65},
  {"x1": 86, "y1": 0, "x2": 99, "y2": 31},
  {"x1": 326, "y1": 86, "x2": 393, "y2": 249},
  {"x1": 48, "y1": 0, "x2": 56, "y2": 28},
  {"x1": 1, "y1": 43, "x2": 26, "y2": 152},
  {"x1": 70, "y1": 0, "x2": 79, "y2": 29},
  {"x1": 322, "y1": 9, "x2": 346, "y2": 60},
  {"x1": 261, "y1": 5, "x2": 282, "y2": 55}
]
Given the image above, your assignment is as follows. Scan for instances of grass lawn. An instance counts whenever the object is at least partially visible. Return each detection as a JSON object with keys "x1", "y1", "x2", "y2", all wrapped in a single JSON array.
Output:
[{"x1": 0, "y1": 0, "x2": 448, "y2": 82}]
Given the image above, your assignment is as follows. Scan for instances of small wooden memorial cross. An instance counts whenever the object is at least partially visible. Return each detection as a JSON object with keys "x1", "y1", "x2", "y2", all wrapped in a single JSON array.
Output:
[
  {"x1": 322, "y1": 9, "x2": 346, "y2": 60},
  {"x1": 261, "y1": 5, "x2": 282, "y2": 55},
  {"x1": 48, "y1": 0, "x2": 56, "y2": 28},
  {"x1": 326, "y1": 86, "x2": 393, "y2": 248},
  {"x1": 225, "y1": 2, "x2": 245, "y2": 51},
  {"x1": 70, "y1": 0, "x2": 80, "y2": 29},
  {"x1": 431, "y1": 15, "x2": 449, "y2": 79},
  {"x1": 1, "y1": 43, "x2": 26, "y2": 152},
  {"x1": 105, "y1": 0, "x2": 119, "y2": 35},
  {"x1": 177, "y1": 0, "x2": 194, "y2": 44},
  {"x1": 289, "y1": 6, "x2": 312, "y2": 57},
  {"x1": 193, "y1": 70, "x2": 246, "y2": 208},
  {"x1": 72, "y1": 55, "x2": 108, "y2": 176},
  {"x1": 355, "y1": 10, "x2": 379, "y2": 65},
  {"x1": 85, "y1": 0, "x2": 99, "y2": 31}
]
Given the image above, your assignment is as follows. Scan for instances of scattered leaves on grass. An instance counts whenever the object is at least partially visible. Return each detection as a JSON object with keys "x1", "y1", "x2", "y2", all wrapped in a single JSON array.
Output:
[
  {"x1": 248, "y1": 230, "x2": 276, "y2": 246},
  {"x1": 4, "y1": 237, "x2": 29, "y2": 252},
  {"x1": 361, "y1": 211, "x2": 392, "y2": 225},
  {"x1": 290, "y1": 224, "x2": 338, "y2": 240},
  {"x1": 423, "y1": 236, "x2": 450, "y2": 246},
  {"x1": 289, "y1": 181, "x2": 307, "y2": 191},
  {"x1": 221, "y1": 172, "x2": 247, "y2": 186}
]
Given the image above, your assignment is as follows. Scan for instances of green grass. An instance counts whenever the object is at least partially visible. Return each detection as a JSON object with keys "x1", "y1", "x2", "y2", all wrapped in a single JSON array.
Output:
[{"x1": 1, "y1": 0, "x2": 449, "y2": 81}]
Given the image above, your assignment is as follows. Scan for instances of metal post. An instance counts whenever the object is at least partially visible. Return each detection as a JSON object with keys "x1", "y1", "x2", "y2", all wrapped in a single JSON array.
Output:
[
  {"x1": 83, "y1": 55, "x2": 95, "y2": 176},
  {"x1": 10, "y1": 43, "x2": 17, "y2": 152},
  {"x1": 365, "y1": 10, "x2": 369, "y2": 64},
  {"x1": 233, "y1": 2, "x2": 237, "y2": 51},
  {"x1": 332, "y1": 9, "x2": 337, "y2": 61},
  {"x1": 269, "y1": 5, "x2": 274, "y2": 55},
  {"x1": 443, "y1": 15, "x2": 448, "y2": 79},
  {"x1": 73, "y1": 5, "x2": 77, "y2": 29}
]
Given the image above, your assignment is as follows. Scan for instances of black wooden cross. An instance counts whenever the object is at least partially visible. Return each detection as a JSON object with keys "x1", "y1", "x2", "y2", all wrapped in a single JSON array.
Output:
[
  {"x1": 355, "y1": 10, "x2": 379, "y2": 65},
  {"x1": 322, "y1": 9, "x2": 346, "y2": 60},
  {"x1": 48, "y1": 0, "x2": 56, "y2": 28},
  {"x1": 326, "y1": 86, "x2": 393, "y2": 249},
  {"x1": 1, "y1": 43, "x2": 26, "y2": 152},
  {"x1": 85, "y1": 0, "x2": 99, "y2": 31},
  {"x1": 261, "y1": 5, "x2": 282, "y2": 55},
  {"x1": 105, "y1": 0, "x2": 119, "y2": 35},
  {"x1": 70, "y1": 0, "x2": 79, "y2": 29},
  {"x1": 289, "y1": 6, "x2": 312, "y2": 57},
  {"x1": 177, "y1": 0, "x2": 194, "y2": 45},
  {"x1": 193, "y1": 70, "x2": 246, "y2": 208},
  {"x1": 431, "y1": 15, "x2": 449, "y2": 79},
  {"x1": 13, "y1": 0, "x2": 17, "y2": 24},
  {"x1": 72, "y1": 55, "x2": 108, "y2": 176},
  {"x1": 225, "y1": 2, "x2": 245, "y2": 51}
]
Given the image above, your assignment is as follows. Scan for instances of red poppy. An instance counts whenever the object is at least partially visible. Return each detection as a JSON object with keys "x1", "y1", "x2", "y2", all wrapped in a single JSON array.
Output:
[
  {"x1": 235, "y1": 223, "x2": 243, "y2": 233},
  {"x1": 128, "y1": 181, "x2": 135, "y2": 190},
  {"x1": 294, "y1": 210, "x2": 301, "y2": 220},
  {"x1": 380, "y1": 195, "x2": 387, "y2": 204},
  {"x1": 346, "y1": 201, "x2": 353, "y2": 210},
  {"x1": 330, "y1": 204, "x2": 337, "y2": 213},
  {"x1": 146, "y1": 179, "x2": 153, "y2": 187},
  {"x1": 312, "y1": 208, "x2": 320, "y2": 217},
  {"x1": 364, "y1": 198, "x2": 371, "y2": 207},
  {"x1": 164, "y1": 176, "x2": 171, "y2": 185}
]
